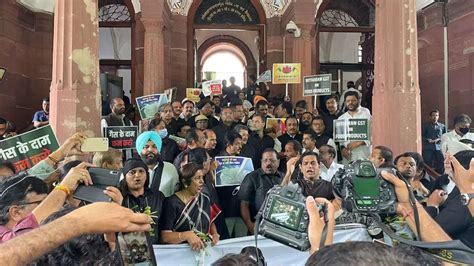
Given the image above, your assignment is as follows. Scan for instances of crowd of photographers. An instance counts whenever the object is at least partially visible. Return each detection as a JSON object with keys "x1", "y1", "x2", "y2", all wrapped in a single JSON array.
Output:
[{"x1": 0, "y1": 82, "x2": 473, "y2": 265}]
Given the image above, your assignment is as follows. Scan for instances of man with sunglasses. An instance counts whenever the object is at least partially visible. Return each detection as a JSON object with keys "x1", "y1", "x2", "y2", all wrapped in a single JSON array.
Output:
[{"x1": 0, "y1": 162, "x2": 93, "y2": 242}]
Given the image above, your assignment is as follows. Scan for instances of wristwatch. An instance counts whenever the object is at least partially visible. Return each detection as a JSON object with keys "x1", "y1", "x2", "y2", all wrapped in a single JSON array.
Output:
[{"x1": 460, "y1": 193, "x2": 474, "y2": 205}]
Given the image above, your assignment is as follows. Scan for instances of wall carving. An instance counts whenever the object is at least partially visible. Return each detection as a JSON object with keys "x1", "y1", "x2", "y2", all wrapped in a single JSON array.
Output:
[{"x1": 167, "y1": 0, "x2": 295, "y2": 18}]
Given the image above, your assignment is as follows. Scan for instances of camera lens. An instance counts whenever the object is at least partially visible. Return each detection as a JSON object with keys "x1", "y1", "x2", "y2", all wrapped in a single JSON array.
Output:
[{"x1": 359, "y1": 162, "x2": 376, "y2": 177}]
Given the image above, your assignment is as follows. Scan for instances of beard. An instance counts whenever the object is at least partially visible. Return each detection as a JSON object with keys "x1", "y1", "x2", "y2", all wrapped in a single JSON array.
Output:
[
  {"x1": 114, "y1": 107, "x2": 125, "y2": 115},
  {"x1": 141, "y1": 152, "x2": 159, "y2": 165}
]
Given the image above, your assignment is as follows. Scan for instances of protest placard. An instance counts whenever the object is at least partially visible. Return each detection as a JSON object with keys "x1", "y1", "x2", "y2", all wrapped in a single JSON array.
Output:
[
  {"x1": 333, "y1": 119, "x2": 371, "y2": 142},
  {"x1": 303, "y1": 74, "x2": 332, "y2": 96},
  {"x1": 214, "y1": 156, "x2": 254, "y2": 187},
  {"x1": 256, "y1": 70, "x2": 271, "y2": 84},
  {"x1": 272, "y1": 63, "x2": 301, "y2": 84},
  {"x1": 168, "y1": 135, "x2": 187, "y2": 151},
  {"x1": 265, "y1": 118, "x2": 287, "y2": 137},
  {"x1": 0, "y1": 125, "x2": 59, "y2": 173},
  {"x1": 104, "y1": 126, "x2": 138, "y2": 150},
  {"x1": 164, "y1": 87, "x2": 177, "y2": 102},
  {"x1": 202, "y1": 80, "x2": 222, "y2": 96},
  {"x1": 186, "y1": 88, "x2": 202, "y2": 103},
  {"x1": 135, "y1": 94, "x2": 169, "y2": 120}
]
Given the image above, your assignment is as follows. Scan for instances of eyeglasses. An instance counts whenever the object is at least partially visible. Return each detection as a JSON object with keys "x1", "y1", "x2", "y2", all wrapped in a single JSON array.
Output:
[
  {"x1": 262, "y1": 159, "x2": 278, "y2": 163},
  {"x1": 18, "y1": 200, "x2": 43, "y2": 206}
]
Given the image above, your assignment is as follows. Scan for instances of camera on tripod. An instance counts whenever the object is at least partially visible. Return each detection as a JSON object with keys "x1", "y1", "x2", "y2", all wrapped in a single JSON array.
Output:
[
  {"x1": 332, "y1": 160, "x2": 397, "y2": 214},
  {"x1": 257, "y1": 182, "x2": 325, "y2": 251}
]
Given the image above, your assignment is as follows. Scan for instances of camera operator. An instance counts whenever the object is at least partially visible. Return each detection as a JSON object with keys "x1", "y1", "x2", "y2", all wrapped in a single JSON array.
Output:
[
  {"x1": 304, "y1": 170, "x2": 453, "y2": 265},
  {"x1": 447, "y1": 152, "x2": 474, "y2": 216},
  {"x1": 425, "y1": 150, "x2": 474, "y2": 249},
  {"x1": 281, "y1": 151, "x2": 334, "y2": 200}
]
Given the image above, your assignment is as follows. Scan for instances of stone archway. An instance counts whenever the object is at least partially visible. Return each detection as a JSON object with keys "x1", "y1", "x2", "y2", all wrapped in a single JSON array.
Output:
[
  {"x1": 186, "y1": 0, "x2": 267, "y2": 86},
  {"x1": 197, "y1": 35, "x2": 258, "y2": 84}
]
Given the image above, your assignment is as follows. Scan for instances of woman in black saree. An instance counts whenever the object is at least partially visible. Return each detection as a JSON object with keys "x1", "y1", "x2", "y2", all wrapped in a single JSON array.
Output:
[{"x1": 160, "y1": 163, "x2": 221, "y2": 251}]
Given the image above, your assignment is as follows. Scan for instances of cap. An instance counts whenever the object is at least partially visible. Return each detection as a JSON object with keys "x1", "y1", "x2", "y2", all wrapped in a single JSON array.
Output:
[{"x1": 195, "y1": 114, "x2": 208, "y2": 122}]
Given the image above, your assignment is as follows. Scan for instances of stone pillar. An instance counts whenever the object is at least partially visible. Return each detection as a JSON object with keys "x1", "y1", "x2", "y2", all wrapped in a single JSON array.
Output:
[
  {"x1": 372, "y1": 0, "x2": 422, "y2": 155},
  {"x1": 169, "y1": 15, "x2": 188, "y2": 100},
  {"x1": 265, "y1": 17, "x2": 285, "y2": 97},
  {"x1": 289, "y1": 23, "x2": 316, "y2": 107},
  {"x1": 141, "y1": 1, "x2": 165, "y2": 95},
  {"x1": 142, "y1": 19, "x2": 165, "y2": 95},
  {"x1": 50, "y1": 0, "x2": 101, "y2": 143}
]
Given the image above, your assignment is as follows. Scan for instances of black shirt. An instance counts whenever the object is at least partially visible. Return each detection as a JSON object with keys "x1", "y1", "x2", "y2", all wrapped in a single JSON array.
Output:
[
  {"x1": 247, "y1": 132, "x2": 275, "y2": 169},
  {"x1": 296, "y1": 178, "x2": 335, "y2": 200},
  {"x1": 322, "y1": 112, "x2": 340, "y2": 139},
  {"x1": 212, "y1": 121, "x2": 234, "y2": 153},
  {"x1": 425, "y1": 187, "x2": 474, "y2": 248},
  {"x1": 238, "y1": 169, "x2": 283, "y2": 220},
  {"x1": 315, "y1": 134, "x2": 331, "y2": 149},
  {"x1": 161, "y1": 137, "x2": 180, "y2": 163},
  {"x1": 160, "y1": 195, "x2": 187, "y2": 232},
  {"x1": 224, "y1": 84, "x2": 242, "y2": 102},
  {"x1": 121, "y1": 188, "x2": 165, "y2": 244},
  {"x1": 243, "y1": 84, "x2": 258, "y2": 103},
  {"x1": 278, "y1": 133, "x2": 303, "y2": 150}
]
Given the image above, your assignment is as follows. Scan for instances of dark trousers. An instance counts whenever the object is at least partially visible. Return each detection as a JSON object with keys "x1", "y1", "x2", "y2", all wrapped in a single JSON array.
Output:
[{"x1": 423, "y1": 149, "x2": 445, "y2": 174}]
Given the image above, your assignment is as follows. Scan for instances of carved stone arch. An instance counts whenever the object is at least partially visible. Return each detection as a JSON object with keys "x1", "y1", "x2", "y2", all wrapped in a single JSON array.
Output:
[
  {"x1": 187, "y1": 0, "x2": 267, "y2": 26},
  {"x1": 186, "y1": 0, "x2": 267, "y2": 86},
  {"x1": 197, "y1": 35, "x2": 258, "y2": 83},
  {"x1": 316, "y1": 0, "x2": 374, "y2": 26}
]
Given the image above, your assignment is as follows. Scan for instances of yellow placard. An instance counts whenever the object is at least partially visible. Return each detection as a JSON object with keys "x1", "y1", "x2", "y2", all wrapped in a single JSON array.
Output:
[
  {"x1": 272, "y1": 63, "x2": 301, "y2": 84},
  {"x1": 186, "y1": 88, "x2": 202, "y2": 103}
]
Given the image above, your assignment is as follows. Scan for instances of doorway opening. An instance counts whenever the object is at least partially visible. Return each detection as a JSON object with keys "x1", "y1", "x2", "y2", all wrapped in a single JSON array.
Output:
[
  {"x1": 316, "y1": 0, "x2": 375, "y2": 112},
  {"x1": 201, "y1": 49, "x2": 246, "y2": 88},
  {"x1": 187, "y1": 0, "x2": 266, "y2": 87}
]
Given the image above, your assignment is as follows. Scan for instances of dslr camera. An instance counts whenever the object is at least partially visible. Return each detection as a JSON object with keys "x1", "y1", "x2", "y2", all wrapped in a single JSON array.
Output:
[
  {"x1": 332, "y1": 160, "x2": 397, "y2": 214},
  {"x1": 257, "y1": 182, "x2": 325, "y2": 251}
]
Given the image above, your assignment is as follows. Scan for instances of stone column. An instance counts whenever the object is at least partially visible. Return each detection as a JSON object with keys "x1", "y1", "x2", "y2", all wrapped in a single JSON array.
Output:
[
  {"x1": 142, "y1": 20, "x2": 164, "y2": 95},
  {"x1": 50, "y1": 0, "x2": 101, "y2": 143},
  {"x1": 289, "y1": 23, "x2": 316, "y2": 107},
  {"x1": 141, "y1": 1, "x2": 165, "y2": 95},
  {"x1": 265, "y1": 17, "x2": 285, "y2": 97},
  {"x1": 282, "y1": 0, "x2": 317, "y2": 109},
  {"x1": 372, "y1": 0, "x2": 422, "y2": 155}
]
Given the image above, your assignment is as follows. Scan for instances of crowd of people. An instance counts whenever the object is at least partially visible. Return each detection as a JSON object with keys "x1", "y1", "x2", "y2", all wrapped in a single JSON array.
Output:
[{"x1": 0, "y1": 77, "x2": 473, "y2": 265}]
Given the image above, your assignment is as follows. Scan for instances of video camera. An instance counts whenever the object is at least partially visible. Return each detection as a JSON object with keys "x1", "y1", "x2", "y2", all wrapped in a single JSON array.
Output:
[
  {"x1": 257, "y1": 182, "x2": 325, "y2": 251},
  {"x1": 256, "y1": 160, "x2": 474, "y2": 264},
  {"x1": 332, "y1": 160, "x2": 397, "y2": 214}
]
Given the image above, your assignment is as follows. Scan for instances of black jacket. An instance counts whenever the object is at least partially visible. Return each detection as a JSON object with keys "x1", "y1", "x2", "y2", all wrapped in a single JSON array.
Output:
[
  {"x1": 247, "y1": 132, "x2": 275, "y2": 169},
  {"x1": 212, "y1": 121, "x2": 234, "y2": 153},
  {"x1": 103, "y1": 113, "x2": 132, "y2": 127},
  {"x1": 425, "y1": 187, "x2": 474, "y2": 248},
  {"x1": 278, "y1": 133, "x2": 303, "y2": 150},
  {"x1": 161, "y1": 137, "x2": 180, "y2": 163},
  {"x1": 120, "y1": 186, "x2": 165, "y2": 244}
]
